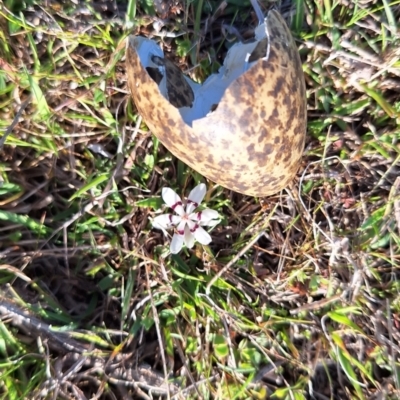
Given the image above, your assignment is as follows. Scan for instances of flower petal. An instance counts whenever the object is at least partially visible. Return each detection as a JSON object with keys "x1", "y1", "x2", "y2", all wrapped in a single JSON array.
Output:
[
  {"x1": 162, "y1": 187, "x2": 181, "y2": 206},
  {"x1": 176, "y1": 220, "x2": 187, "y2": 235},
  {"x1": 162, "y1": 187, "x2": 185, "y2": 216},
  {"x1": 193, "y1": 226, "x2": 212, "y2": 245},
  {"x1": 170, "y1": 215, "x2": 182, "y2": 225},
  {"x1": 170, "y1": 233, "x2": 184, "y2": 254},
  {"x1": 186, "y1": 219, "x2": 197, "y2": 231},
  {"x1": 152, "y1": 214, "x2": 174, "y2": 232},
  {"x1": 184, "y1": 225, "x2": 195, "y2": 249},
  {"x1": 186, "y1": 183, "x2": 206, "y2": 214},
  {"x1": 193, "y1": 209, "x2": 220, "y2": 225}
]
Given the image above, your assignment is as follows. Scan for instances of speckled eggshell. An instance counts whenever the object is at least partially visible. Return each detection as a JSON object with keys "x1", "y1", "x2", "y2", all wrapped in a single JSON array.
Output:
[{"x1": 126, "y1": 10, "x2": 307, "y2": 196}]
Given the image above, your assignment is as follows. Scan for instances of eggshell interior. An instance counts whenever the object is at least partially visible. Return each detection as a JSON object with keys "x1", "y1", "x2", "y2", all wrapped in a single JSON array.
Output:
[{"x1": 133, "y1": 22, "x2": 270, "y2": 126}]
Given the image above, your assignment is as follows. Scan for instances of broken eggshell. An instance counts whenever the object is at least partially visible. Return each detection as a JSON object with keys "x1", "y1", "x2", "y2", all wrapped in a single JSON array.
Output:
[{"x1": 126, "y1": 9, "x2": 307, "y2": 197}]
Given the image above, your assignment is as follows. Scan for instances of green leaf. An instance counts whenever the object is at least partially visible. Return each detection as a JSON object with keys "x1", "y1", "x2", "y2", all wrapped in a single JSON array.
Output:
[
  {"x1": 0, "y1": 182, "x2": 22, "y2": 195},
  {"x1": 121, "y1": 268, "x2": 136, "y2": 327},
  {"x1": 292, "y1": 0, "x2": 305, "y2": 34},
  {"x1": 159, "y1": 308, "x2": 179, "y2": 325},
  {"x1": 26, "y1": 72, "x2": 50, "y2": 120},
  {"x1": 0, "y1": 210, "x2": 49, "y2": 235},
  {"x1": 359, "y1": 207, "x2": 385, "y2": 235},
  {"x1": 126, "y1": 0, "x2": 137, "y2": 21},
  {"x1": 69, "y1": 174, "x2": 110, "y2": 201},
  {"x1": 327, "y1": 312, "x2": 365, "y2": 335},
  {"x1": 144, "y1": 154, "x2": 154, "y2": 170},
  {"x1": 335, "y1": 345, "x2": 365, "y2": 400},
  {"x1": 163, "y1": 327, "x2": 174, "y2": 357},
  {"x1": 359, "y1": 83, "x2": 399, "y2": 118},
  {"x1": 211, "y1": 334, "x2": 229, "y2": 360},
  {"x1": 332, "y1": 332, "x2": 375, "y2": 389}
]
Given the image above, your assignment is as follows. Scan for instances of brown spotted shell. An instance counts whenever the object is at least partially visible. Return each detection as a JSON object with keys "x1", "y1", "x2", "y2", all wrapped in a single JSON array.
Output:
[{"x1": 126, "y1": 10, "x2": 307, "y2": 197}]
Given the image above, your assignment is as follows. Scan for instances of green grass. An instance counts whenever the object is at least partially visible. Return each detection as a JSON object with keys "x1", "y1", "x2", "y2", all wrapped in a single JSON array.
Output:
[{"x1": 1, "y1": 0, "x2": 400, "y2": 399}]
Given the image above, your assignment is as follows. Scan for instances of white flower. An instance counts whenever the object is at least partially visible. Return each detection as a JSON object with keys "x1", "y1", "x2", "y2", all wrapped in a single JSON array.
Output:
[{"x1": 152, "y1": 183, "x2": 220, "y2": 254}]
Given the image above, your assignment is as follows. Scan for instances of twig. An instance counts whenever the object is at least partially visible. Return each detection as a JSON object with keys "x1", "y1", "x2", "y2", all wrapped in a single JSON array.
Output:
[{"x1": 0, "y1": 96, "x2": 31, "y2": 150}]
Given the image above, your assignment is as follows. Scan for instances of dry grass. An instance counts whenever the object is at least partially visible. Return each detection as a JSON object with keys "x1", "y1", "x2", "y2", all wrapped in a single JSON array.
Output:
[{"x1": 0, "y1": 0, "x2": 400, "y2": 399}]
